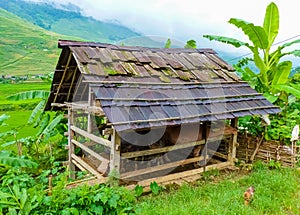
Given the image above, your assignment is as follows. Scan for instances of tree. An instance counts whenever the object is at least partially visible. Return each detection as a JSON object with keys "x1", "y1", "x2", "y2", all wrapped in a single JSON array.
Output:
[
  {"x1": 184, "y1": 39, "x2": 197, "y2": 49},
  {"x1": 204, "y1": 2, "x2": 300, "y2": 142},
  {"x1": 203, "y1": 2, "x2": 300, "y2": 106}
]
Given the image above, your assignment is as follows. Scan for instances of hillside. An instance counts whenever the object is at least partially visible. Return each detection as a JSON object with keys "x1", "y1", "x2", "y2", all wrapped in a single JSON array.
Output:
[
  {"x1": 0, "y1": 0, "x2": 140, "y2": 43},
  {"x1": 0, "y1": 8, "x2": 80, "y2": 76}
]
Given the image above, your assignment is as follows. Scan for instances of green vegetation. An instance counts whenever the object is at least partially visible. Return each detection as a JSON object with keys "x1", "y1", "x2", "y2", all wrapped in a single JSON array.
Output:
[
  {"x1": 137, "y1": 167, "x2": 300, "y2": 215},
  {"x1": 1, "y1": 2, "x2": 300, "y2": 214},
  {"x1": 0, "y1": 111, "x2": 39, "y2": 139},
  {"x1": 204, "y1": 2, "x2": 300, "y2": 143}
]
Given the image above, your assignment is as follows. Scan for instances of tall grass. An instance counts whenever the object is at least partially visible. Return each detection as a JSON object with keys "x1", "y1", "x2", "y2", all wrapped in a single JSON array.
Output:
[{"x1": 137, "y1": 167, "x2": 300, "y2": 215}]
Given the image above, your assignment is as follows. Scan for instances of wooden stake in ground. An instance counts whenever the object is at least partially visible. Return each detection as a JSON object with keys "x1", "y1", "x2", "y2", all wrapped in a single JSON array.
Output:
[
  {"x1": 250, "y1": 135, "x2": 264, "y2": 162},
  {"x1": 291, "y1": 125, "x2": 299, "y2": 155}
]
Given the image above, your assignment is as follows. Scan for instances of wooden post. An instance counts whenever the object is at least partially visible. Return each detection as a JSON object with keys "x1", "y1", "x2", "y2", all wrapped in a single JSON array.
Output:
[
  {"x1": 203, "y1": 122, "x2": 210, "y2": 171},
  {"x1": 228, "y1": 118, "x2": 238, "y2": 164},
  {"x1": 110, "y1": 128, "x2": 121, "y2": 174},
  {"x1": 87, "y1": 86, "x2": 93, "y2": 133},
  {"x1": 68, "y1": 108, "x2": 76, "y2": 178}
]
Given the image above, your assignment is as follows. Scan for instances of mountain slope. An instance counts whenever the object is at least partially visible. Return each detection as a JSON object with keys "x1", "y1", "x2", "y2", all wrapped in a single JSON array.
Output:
[
  {"x1": 0, "y1": 8, "x2": 79, "y2": 76},
  {"x1": 0, "y1": 0, "x2": 141, "y2": 43}
]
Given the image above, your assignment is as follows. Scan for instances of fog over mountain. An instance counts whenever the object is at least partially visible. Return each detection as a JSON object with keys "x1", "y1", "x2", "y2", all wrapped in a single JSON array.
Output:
[{"x1": 24, "y1": 0, "x2": 300, "y2": 54}]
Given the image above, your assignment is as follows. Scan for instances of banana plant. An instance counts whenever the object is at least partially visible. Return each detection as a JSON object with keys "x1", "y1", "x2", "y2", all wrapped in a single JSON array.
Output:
[
  {"x1": 204, "y1": 2, "x2": 300, "y2": 105},
  {"x1": 6, "y1": 90, "x2": 65, "y2": 160}
]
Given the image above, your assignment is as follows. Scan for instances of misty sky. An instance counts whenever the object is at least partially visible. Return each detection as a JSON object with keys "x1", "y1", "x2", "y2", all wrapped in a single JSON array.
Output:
[{"x1": 29, "y1": 0, "x2": 300, "y2": 53}]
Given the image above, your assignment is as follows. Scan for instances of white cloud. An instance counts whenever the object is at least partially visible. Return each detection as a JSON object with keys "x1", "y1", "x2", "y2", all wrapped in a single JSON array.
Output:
[{"x1": 28, "y1": 0, "x2": 300, "y2": 52}]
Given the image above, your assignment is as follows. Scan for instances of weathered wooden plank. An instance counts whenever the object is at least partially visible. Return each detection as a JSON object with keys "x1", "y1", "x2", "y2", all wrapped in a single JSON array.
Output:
[
  {"x1": 110, "y1": 129, "x2": 121, "y2": 173},
  {"x1": 87, "y1": 62, "x2": 106, "y2": 76},
  {"x1": 147, "y1": 51, "x2": 168, "y2": 68},
  {"x1": 71, "y1": 139, "x2": 109, "y2": 164},
  {"x1": 132, "y1": 51, "x2": 151, "y2": 63},
  {"x1": 190, "y1": 69, "x2": 211, "y2": 82},
  {"x1": 207, "y1": 149, "x2": 227, "y2": 160},
  {"x1": 85, "y1": 47, "x2": 98, "y2": 59},
  {"x1": 110, "y1": 49, "x2": 128, "y2": 61},
  {"x1": 136, "y1": 161, "x2": 231, "y2": 187},
  {"x1": 72, "y1": 159, "x2": 86, "y2": 172},
  {"x1": 172, "y1": 53, "x2": 196, "y2": 70},
  {"x1": 156, "y1": 52, "x2": 184, "y2": 69},
  {"x1": 144, "y1": 64, "x2": 161, "y2": 77},
  {"x1": 71, "y1": 126, "x2": 111, "y2": 148},
  {"x1": 95, "y1": 48, "x2": 113, "y2": 63},
  {"x1": 68, "y1": 108, "x2": 75, "y2": 179},
  {"x1": 119, "y1": 62, "x2": 139, "y2": 76},
  {"x1": 180, "y1": 53, "x2": 203, "y2": 67},
  {"x1": 122, "y1": 140, "x2": 206, "y2": 159},
  {"x1": 120, "y1": 51, "x2": 137, "y2": 62},
  {"x1": 70, "y1": 47, "x2": 90, "y2": 63},
  {"x1": 71, "y1": 154, "x2": 104, "y2": 179},
  {"x1": 121, "y1": 156, "x2": 207, "y2": 179}
]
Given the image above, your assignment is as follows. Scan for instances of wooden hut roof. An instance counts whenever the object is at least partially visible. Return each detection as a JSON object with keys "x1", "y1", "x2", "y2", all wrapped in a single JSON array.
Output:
[{"x1": 45, "y1": 40, "x2": 280, "y2": 131}]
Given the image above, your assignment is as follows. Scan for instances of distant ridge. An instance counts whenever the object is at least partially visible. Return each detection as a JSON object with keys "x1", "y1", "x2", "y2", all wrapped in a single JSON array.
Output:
[
  {"x1": 0, "y1": 8, "x2": 80, "y2": 76},
  {"x1": 0, "y1": 0, "x2": 141, "y2": 43}
]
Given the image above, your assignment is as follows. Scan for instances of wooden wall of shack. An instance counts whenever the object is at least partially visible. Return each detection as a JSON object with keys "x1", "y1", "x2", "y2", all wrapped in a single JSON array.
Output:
[{"x1": 63, "y1": 97, "x2": 238, "y2": 183}]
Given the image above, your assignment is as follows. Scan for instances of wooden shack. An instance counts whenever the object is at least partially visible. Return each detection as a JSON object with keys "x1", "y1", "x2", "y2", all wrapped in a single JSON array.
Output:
[{"x1": 45, "y1": 40, "x2": 280, "y2": 184}]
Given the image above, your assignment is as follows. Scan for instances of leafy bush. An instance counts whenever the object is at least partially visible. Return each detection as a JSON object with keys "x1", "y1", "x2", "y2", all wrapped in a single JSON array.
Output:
[{"x1": 0, "y1": 166, "x2": 138, "y2": 215}]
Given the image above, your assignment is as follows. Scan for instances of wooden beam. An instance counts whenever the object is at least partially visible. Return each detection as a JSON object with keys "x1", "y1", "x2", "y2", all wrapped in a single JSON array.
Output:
[
  {"x1": 87, "y1": 80, "x2": 248, "y2": 85},
  {"x1": 207, "y1": 149, "x2": 228, "y2": 160},
  {"x1": 71, "y1": 154, "x2": 104, "y2": 179},
  {"x1": 67, "y1": 67, "x2": 78, "y2": 101},
  {"x1": 71, "y1": 139, "x2": 109, "y2": 164},
  {"x1": 122, "y1": 139, "x2": 206, "y2": 159},
  {"x1": 135, "y1": 161, "x2": 231, "y2": 187},
  {"x1": 110, "y1": 129, "x2": 121, "y2": 173},
  {"x1": 52, "y1": 52, "x2": 73, "y2": 109},
  {"x1": 250, "y1": 136, "x2": 264, "y2": 162},
  {"x1": 68, "y1": 108, "x2": 75, "y2": 178},
  {"x1": 87, "y1": 86, "x2": 92, "y2": 133},
  {"x1": 71, "y1": 125, "x2": 111, "y2": 148},
  {"x1": 72, "y1": 159, "x2": 86, "y2": 172},
  {"x1": 121, "y1": 156, "x2": 207, "y2": 180}
]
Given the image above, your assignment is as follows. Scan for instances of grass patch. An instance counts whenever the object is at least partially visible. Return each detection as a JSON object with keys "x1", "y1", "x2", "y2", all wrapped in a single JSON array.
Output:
[
  {"x1": 0, "y1": 110, "x2": 38, "y2": 139},
  {"x1": 0, "y1": 82, "x2": 51, "y2": 140},
  {"x1": 0, "y1": 82, "x2": 50, "y2": 100},
  {"x1": 137, "y1": 168, "x2": 300, "y2": 215},
  {"x1": 0, "y1": 82, "x2": 50, "y2": 111}
]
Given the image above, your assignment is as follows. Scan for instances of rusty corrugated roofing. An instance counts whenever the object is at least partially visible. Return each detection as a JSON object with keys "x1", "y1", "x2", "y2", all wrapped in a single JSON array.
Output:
[{"x1": 45, "y1": 40, "x2": 280, "y2": 131}]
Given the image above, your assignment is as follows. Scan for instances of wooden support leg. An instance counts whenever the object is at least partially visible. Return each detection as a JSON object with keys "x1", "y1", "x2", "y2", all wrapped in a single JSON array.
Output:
[
  {"x1": 228, "y1": 118, "x2": 238, "y2": 164},
  {"x1": 87, "y1": 86, "x2": 92, "y2": 133},
  {"x1": 110, "y1": 129, "x2": 121, "y2": 175},
  {"x1": 68, "y1": 108, "x2": 76, "y2": 179}
]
